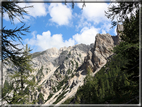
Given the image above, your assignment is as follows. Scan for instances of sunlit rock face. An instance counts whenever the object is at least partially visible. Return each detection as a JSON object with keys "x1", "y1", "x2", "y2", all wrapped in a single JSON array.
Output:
[
  {"x1": 83, "y1": 33, "x2": 114, "y2": 73},
  {"x1": 3, "y1": 25, "x2": 121, "y2": 104}
]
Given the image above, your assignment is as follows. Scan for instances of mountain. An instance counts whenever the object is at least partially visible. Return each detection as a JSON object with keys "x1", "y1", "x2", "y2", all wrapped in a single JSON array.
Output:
[{"x1": 2, "y1": 26, "x2": 121, "y2": 104}]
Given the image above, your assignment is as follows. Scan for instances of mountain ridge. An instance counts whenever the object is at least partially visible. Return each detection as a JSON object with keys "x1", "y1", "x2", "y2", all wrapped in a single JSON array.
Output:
[{"x1": 2, "y1": 26, "x2": 122, "y2": 104}]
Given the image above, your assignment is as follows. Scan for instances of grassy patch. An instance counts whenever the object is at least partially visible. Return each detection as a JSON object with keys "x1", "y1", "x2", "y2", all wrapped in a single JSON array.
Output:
[
  {"x1": 53, "y1": 90, "x2": 69, "y2": 104},
  {"x1": 75, "y1": 60, "x2": 78, "y2": 69},
  {"x1": 70, "y1": 60, "x2": 74, "y2": 66},
  {"x1": 52, "y1": 86, "x2": 56, "y2": 93},
  {"x1": 71, "y1": 73, "x2": 74, "y2": 78},
  {"x1": 36, "y1": 66, "x2": 44, "y2": 83},
  {"x1": 57, "y1": 76, "x2": 68, "y2": 91},
  {"x1": 67, "y1": 69, "x2": 72, "y2": 74},
  {"x1": 62, "y1": 96, "x2": 74, "y2": 104},
  {"x1": 66, "y1": 57, "x2": 68, "y2": 60},
  {"x1": 45, "y1": 94, "x2": 53, "y2": 102},
  {"x1": 68, "y1": 51, "x2": 71, "y2": 56}
]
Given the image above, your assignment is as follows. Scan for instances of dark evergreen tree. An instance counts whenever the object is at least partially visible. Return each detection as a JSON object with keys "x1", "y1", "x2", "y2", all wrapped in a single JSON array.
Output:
[
  {"x1": 2, "y1": 44, "x2": 37, "y2": 104},
  {"x1": 1, "y1": 1, "x2": 32, "y2": 65},
  {"x1": 104, "y1": 1, "x2": 140, "y2": 103},
  {"x1": 63, "y1": 1, "x2": 140, "y2": 104},
  {"x1": 105, "y1": 2, "x2": 140, "y2": 27}
]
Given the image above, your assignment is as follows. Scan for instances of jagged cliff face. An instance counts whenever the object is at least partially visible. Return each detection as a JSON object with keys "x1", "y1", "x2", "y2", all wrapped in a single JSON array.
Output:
[
  {"x1": 30, "y1": 44, "x2": 93, "y2": 102},
  {"x1": 3, "y1": 26, "x2": 122, "y2": 104},
  {"x1": 83, "y1": 33, "x2": 114, "y2": 74},
  {"x1": 2, "y1": 43, "x2": 93, "y2": 104}
]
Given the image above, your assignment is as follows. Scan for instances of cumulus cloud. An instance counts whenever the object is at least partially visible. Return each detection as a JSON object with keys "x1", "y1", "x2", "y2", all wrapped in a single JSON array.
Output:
[
  {"x1": 3, "y1": 2, "x2": 47, "y2": 24},
  {"x1": 100, "y1": 22, "x2": 112, "y2": 34},
  {"x1": 75, "y1": 3, "x2": 110, "y2": 31},
  {"x1": 48, "y1": 3, "x2": 72, "y2": 26},
  {"x1": 75, "y1": 16, "x2": 92, "y2": 31},
  {"x1": 26, "y1": 26, "x2": 99, "y2": 52},
  {"x1": 26, "y1": 30, "x2": 75, "y2": 51},
  {"x1": 21, "y1": 3, "x2": 47, "y2": 18},
  {"x1": 77, "y1": 3, "x2": 109, "y2": 24},
  {"x1": 73, "y1": 26, "x2": 99, "y2": 45}
]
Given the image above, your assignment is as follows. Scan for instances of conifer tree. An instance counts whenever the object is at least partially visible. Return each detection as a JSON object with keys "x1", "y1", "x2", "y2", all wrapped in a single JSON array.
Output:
[
  {"x1": 1, "y1": 1, "x2": 32, "y2": 65},
  {"x1": 2, "y1": 44, "x2": 37, "y2": 104},
  {"x1": 104, "y1": 1, "x2": 140, "y2": 103}
]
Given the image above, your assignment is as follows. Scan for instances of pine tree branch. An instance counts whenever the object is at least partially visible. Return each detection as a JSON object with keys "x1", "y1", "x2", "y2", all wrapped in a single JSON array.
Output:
[
  {"x1": 105, "y1": 61, "x2": 139, "y2": 80},
  {"x1": 2, "y1": 2, "x2": 33, "y2": 24}
]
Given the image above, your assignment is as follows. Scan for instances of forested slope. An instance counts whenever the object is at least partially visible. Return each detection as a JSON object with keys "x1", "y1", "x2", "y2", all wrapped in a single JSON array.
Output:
[{"x1": 63, "y1": 3, "x2": 140, "y2": 104}]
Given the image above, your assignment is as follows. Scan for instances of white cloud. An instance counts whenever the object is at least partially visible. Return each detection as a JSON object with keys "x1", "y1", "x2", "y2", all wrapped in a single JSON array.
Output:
[
  {"x1": 26, "y1": 26, "x2": 99, "y2": 52},
  {"x1": 100, "y1": 22, "x2": 112, "y2": 34},
  {"x1": 48, "y1": 3, "x2": 72, "y2": 26},
  {"x1": 73, "y1": 26, "x2": 99, "y2": 45},
  {"x1": 31, "y1": 31, "x2": 37, "y2": 39},
  {"x1": 22, "y1": 3, "x2": 47, "y2": 17},
  {"x1": 26, "y1": 31, "x2": 75, "y2": 51},
  {"x1": 114, "y1": 26, "x2": 117, "y2": 35},
  {"x1": 3, "y1": 2, "x2": 47, "y2": 24},
  {"x1": 75, "y1": 16, "x2": 92, "y2": 31},
  {"x1": 75, "y1": 3, "x2": 111, "y2": 31},
  {"x1": 77, "y1": 3, "x2": 109, "y2": 24},
  {"x1": 3, "y1": 13, "x2": 9, "y2": 21},
  {"x1": 102, "y1": 30, "x2": 106, "y2": 34}
]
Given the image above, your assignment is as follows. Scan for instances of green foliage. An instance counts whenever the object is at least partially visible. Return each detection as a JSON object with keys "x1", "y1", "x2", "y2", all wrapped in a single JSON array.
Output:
[
  {"x1": 2, "y1": 2, "x2": 32, "y2": 23},
  {"x1": 36, "y1": 66, "x2": 44, "y2": 83},
  {"x1": 53, "y1": 90, "x2": 69, "y2": 104},
  {"x1": 67, "y1": 69, "x2": 72, "y2": 74},
  {"x1": 63, "y1": 3, "x2": 139, "y2": 104},
  {"x1": 45, "y1": 94, "x2": 53, "y2": 102},
  {"x1": 38, "y1": 92, "x2": 44, "y2": 104},
  {"x1": 57, "y1": 75, "x2": 68, "y2": 91},
  {"x1": 52, "y1": 86, "x2": 56, "y2": 93},
  {"x1": 71, "y1": 73, "x2": 74, "y2": 78},
  {"x1": 105, "y1": 2, "x2": 139, "y2": 27},
  {"x1": 62, "y1": 96, "x2": 74, "y2": 104},
  {"x1": 62, "y1": 85, "x2": 67, "y2": 91},
  {"x1": 2, "y1": 2, "x2": 33, "y2": 65},
  {"x1": 70, "y1": 60, "x2": 74, "y2": 66},
  {"x1": 37, "y1": 86, "x2": 41, "y2": 92},
  {"x1": 55, "y1": 69, "x2": 58, "y2": 73},
  {"x1": 68, "y1": 51, "x2": 71, "y2": 56},
  {"x1": 75, "y1": 60, "x2": 78, "y2": 69},
  {"x1": 2, "y1": 45, "x2": 37, "y2": 104},
  {"x1": 65, "y1": 57, "x2": 68, "y2": 60},
  {"x1": 2, "y1": 80, "x2": 13, "y2": 98}
]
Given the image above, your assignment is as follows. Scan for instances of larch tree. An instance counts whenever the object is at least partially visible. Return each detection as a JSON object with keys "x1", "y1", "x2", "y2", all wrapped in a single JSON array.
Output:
[
  {"x1": 1, "y1": 1, "x2": 38, "y2": 104},
  {"x1": 1, "y1": 1, "x2": 32, "y2": 65},
  {"x1": 2, "y1": 44, "x2": 37, "y2": 104}
]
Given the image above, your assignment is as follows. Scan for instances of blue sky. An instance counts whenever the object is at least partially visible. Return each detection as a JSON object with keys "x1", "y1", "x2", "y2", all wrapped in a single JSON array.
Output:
[{"x1": 3, "y1": 1, "x2": 117, "y2": 53}]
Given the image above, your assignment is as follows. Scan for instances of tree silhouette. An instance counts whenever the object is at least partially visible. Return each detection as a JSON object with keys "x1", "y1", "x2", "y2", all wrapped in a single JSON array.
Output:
[{"x1": 1, "y1": 1, "x2": 32, "y2": 65}]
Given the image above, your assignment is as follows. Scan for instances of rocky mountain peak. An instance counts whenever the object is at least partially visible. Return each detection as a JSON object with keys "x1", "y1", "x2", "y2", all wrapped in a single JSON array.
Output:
[
  {"x1": 3, "y1": 26, "x2": 121, "y2": 104},
  {"x1": 83, "y1": 32, "x2": 120, "y2": 75}
]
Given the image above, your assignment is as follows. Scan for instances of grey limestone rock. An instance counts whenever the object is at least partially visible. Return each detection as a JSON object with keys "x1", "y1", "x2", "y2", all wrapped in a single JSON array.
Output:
[
  {"x1": 3, "y1": 29, "x2": 121, "y2": 104},
  {"x1": 83, "y1": 33, "x2": 117, "y2": 72}
]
